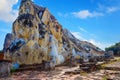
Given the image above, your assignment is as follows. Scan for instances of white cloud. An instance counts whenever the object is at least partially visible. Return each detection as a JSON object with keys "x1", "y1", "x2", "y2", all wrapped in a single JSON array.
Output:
[
  {"x1": 72, "y1": 10, "x2": 103, "y2": 19},
  {"x1": 71, "y1": 31, "x2": 112, "y2": 50},
  {"x1": 0, "y1": 0, "x2": 18, "y2": 22},
  {"x1": 88, "y1": 39, "x2": 112, "y2": 50},
  {"x1": 72, "y1": 4, "x2": 120, "y2": 19},
  {"x1": 73, "y1": 10, "x2": 91, "y2": 19},
  {"x1": 79, "y1": 27, "x2": 97, "y2": 38},
  {"x1": 58, "y1": 12, "x2": 69, "y2": 18},
  {"x1": 107, "y1": 7, "x2": 120, "y2": 13},
  {"x1": 71, "y1": 32, "x2": 86, "y2": 41},
  {"x1": 98, "y1": 3, "x2": 120, "y2": 13},
  {"x1": 79, "y1": 27, "x2": 88, "y2": 33}
]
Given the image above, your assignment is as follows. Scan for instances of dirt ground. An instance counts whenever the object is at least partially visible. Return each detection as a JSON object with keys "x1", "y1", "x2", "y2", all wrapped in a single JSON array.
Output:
[
  {"x1": 0, "y1": 66, "x2": 120, "y2": 80},
  {"x1": 1, "y1": 58, "x2": 120, "y2": 80}
]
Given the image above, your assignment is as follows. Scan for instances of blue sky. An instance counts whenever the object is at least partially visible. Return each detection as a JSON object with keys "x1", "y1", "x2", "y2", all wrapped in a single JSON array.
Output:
[{"x1": 0, "y1": 0, "x2": 120, "y2": 50}]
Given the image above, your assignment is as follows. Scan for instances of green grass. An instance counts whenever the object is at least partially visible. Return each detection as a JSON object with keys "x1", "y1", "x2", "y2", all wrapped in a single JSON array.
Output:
[{"x1": 102, "y1": 75, "x2": 109, "y2": 80}]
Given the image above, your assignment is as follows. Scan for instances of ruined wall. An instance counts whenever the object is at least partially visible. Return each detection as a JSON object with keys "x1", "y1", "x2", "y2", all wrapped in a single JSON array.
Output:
[
  {"x1": 4, "y1": 0, "x2": 69, "y2": 65},
  {"x1": 3, "y1": 0, "x2": 104, "y2": 66}
]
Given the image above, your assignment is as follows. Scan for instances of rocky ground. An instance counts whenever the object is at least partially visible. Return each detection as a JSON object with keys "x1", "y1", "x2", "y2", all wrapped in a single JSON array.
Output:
[
  {"x1": 1, "y1": 68, "x2": 120, "y2": 80},
  {"x1": 0, "y1": 59, "x2": 120, "y2": 80},
  {"x1": 1, "y1": 59, "x2": 120, "y2": 80}
]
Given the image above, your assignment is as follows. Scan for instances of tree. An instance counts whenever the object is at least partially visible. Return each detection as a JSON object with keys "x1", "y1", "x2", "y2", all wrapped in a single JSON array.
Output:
[
  {"x1": 105, "y1": 42, "x2": 120, "y2": 56},
  {"x1": 0, "y1": 50, "x2": 3, "y2": 53}
]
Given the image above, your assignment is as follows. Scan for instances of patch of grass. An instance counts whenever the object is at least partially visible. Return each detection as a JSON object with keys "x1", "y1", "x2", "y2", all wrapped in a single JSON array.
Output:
[
  {"x1": 80, "y1": 71, "x2": 87, "y2": 76},
  {"x1": 102, "y1": 75, "x2": 109, "y2": 80}
]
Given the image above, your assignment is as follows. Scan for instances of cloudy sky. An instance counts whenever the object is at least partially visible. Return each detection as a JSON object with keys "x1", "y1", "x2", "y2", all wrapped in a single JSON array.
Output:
[{"x1": 0, "y1": 0, "x2": 120, "y2": 50}]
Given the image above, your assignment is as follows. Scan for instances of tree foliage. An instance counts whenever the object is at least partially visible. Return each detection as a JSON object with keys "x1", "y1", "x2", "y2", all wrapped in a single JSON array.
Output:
[{"x1": 105, "y1": 42, "x2": 120, "y2": 56}]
